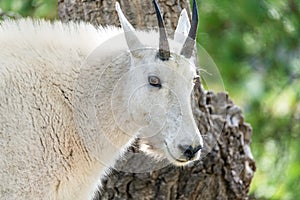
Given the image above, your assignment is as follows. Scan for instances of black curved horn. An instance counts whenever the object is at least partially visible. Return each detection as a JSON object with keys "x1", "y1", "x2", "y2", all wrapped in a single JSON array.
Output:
[
  {"x1": 153, "y1": 0, "x2": 170, "y2": 61},
  {"x1": 180, "y1": 0, "x2": 198, "y2": 58}
]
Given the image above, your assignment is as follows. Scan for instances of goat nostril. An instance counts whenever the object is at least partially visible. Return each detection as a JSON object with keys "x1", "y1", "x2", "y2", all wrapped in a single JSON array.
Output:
[
  {"x1": 180, "y1": 145, "x2": 194, "y2": 160},
  {"x1": 180, "y1": 144, "x2": 202, "y2": 160},
  {"x1": 194, "y1": 145, "x2": 202, "y2": 154},
  {"x1": 184, "y1": 148, "x2": 193, "y2": 159}
]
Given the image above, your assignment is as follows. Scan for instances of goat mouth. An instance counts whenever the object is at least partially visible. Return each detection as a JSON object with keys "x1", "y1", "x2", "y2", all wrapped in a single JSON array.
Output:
[{"x1": 164, "y1": 142, "x2": 190, "y2": 165}]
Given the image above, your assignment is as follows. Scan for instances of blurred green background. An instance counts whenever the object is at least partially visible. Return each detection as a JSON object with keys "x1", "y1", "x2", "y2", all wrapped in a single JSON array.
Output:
[
  {"x1": 0, "y1": 0, "x2": 56, "y2": 19},
  {"x1": 0, "y1": 0, "x2": 299, "y2": 199}
]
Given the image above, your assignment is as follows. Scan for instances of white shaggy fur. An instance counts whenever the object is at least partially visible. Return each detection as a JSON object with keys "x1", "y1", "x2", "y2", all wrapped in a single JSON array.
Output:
[
  {"x1": 0, "y1": 4, "x2": 202, "y2": 200},
  {"x1": 0, "y1": 19, "x2": 123, "y2": 200}
]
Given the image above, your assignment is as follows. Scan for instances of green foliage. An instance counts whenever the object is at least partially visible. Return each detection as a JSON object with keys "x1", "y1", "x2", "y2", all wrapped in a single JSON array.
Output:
[
  {"x1": 0, "y1": 0, "x2": 56, "y2": 20},
  {"x1": 1, "y1": 0, "x2": 299, "y2": 199},
  {"x1": 196, "y1": 0, "x2": 300, "y2": 199}
]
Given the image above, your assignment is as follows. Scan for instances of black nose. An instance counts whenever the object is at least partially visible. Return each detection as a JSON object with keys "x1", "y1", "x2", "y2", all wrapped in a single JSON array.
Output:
[{"x1": 180, "y1": 145, "x2": 202, "y2": 160}]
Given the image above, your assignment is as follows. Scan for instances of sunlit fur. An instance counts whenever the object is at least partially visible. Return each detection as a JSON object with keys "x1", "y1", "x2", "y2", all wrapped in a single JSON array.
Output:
[{"x1": 0, "y1": 5, "x2": 202, "y2": 200}]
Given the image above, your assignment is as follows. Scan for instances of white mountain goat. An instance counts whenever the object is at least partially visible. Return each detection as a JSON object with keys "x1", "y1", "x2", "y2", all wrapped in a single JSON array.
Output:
[{"x1": 0, "y1": 0, "x2": 203, "y2": 199}]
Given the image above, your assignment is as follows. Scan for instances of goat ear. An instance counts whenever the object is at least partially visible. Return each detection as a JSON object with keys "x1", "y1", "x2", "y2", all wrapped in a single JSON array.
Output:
[
  {"x1": 116, "y1": 2, "x2": 143, "y2": 51},
  {"x1": 174, "y1": 9, "x2": 191, "y2": 44}
]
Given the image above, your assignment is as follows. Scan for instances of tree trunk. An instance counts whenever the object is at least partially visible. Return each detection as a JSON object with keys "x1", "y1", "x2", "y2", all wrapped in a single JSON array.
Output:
[
  {"x1": 58, "y1": 0, "x2": 190, "y2": 30},
  {"x1": 58, "y1": 0, "x2": 256, "y2": 199}
]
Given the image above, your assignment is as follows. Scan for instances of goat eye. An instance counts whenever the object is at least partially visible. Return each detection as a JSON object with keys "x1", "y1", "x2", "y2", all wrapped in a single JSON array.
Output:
[{"x1": 148, "y1": 76, "x2": 161, "y2": 88}]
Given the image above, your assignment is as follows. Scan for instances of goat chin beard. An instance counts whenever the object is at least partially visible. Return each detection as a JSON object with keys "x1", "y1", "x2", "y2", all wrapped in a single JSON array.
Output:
[{"x1": 138, "y1": 141, "x2": 194, "y2": 167}]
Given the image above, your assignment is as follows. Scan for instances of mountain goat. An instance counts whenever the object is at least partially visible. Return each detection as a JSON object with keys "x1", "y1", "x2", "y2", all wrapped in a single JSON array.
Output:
[{"x1": 0, "y1": 0, "x2": 203, "y2": 199}]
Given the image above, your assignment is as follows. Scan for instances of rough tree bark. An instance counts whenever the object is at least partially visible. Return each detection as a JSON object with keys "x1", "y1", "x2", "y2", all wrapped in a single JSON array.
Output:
[{"x1": 58, "y1": 0, "x2": 256, "y2": 199}]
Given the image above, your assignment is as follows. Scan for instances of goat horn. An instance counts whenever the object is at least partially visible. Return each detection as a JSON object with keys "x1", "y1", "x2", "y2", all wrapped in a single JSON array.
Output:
[
  {"x1": 116, "y1": 2, "x2": 143, "y2": 51},
  {"x1": 180, "y1": 0, "x2": 198, "y2": 58},
  {"x1": 153, "y1": 0, "x2": 170, "y2": 61}
]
